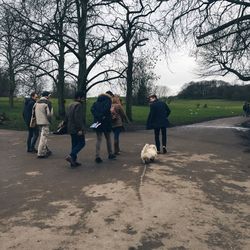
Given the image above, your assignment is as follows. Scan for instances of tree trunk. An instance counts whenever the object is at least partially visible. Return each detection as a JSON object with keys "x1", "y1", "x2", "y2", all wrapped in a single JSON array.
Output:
[
  {"x1": 77, "y1": 0, "x2": 88, "y2": 124},
  {"x1": 57, "y1": 44, "x2": 66, "y2": 119},
  {"x1": 126, "y1": 44, "x2": 133, "y2": 121},
  {"x1": 9, "y1": 91, "x2": 14, "y2": 108},
  {"x1": 8, "y1": 68, "x2": 15, "y2": 108}
]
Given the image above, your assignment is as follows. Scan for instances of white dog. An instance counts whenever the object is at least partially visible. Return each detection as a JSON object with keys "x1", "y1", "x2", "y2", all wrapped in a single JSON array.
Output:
[{"x1": 141, "y1": 144, "x2": 158, "y2": 164}]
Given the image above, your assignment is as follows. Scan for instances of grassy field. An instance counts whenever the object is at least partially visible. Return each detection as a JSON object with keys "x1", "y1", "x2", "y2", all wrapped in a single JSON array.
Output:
[{"x1": 0, "y1": 97, "x2": 244, "y2": 131}]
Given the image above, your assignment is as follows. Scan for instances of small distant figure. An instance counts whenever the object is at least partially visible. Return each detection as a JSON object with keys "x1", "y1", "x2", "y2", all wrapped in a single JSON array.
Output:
[
  {"x1": 91, "y1": 91, "x2": 116, "y2": 163},
  {"x1": 146, "y1": 94, "x2": 171, "y2": 154},
  {"x1": 243, "y1": 101, "x2": 250, "y2": 117},
  {"x1": 35, "y1": 91, "x2": 53, "y2": 158},
  {"x1": 111, "y1": 95, "x2": 129, "y2": 155},
  {"x1": 22, "y1": 92, "x2": 39, "y2": 153},
  {"x1": 65, "y1": 91, "x2": 85, "y2": 168}
]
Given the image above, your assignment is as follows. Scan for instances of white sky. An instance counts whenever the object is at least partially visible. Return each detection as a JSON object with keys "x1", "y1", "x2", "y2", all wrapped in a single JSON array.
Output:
[
  {"x1": 154, "y1": 50, "x2": 243, "y2": 96},
  {"x1": 88, "y1": 49, "x2": 241, "y2": 97}
]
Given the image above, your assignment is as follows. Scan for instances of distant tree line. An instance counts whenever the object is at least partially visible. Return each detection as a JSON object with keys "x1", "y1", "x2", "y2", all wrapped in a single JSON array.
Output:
[{"x1": 178, "y1": 80, "x2": 250, "y2": 101}]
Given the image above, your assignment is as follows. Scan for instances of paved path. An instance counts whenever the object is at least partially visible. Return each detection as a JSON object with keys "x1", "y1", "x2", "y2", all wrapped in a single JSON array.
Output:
[{"x1": 0, "y1": 117, "x2": 250, "y2": 250}]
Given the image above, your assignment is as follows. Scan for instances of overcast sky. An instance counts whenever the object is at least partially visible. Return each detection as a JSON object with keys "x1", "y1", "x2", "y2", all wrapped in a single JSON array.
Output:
[
  {"x1": 88, "y1": 48, "x2": 243, "y2": 97},
  {"x1": 154, "y1": 50, "x2": 242, "y2": 96}
]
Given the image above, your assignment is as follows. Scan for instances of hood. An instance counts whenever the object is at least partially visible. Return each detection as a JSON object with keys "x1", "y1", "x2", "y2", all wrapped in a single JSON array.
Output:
[{"x1": 97, "y1": 93, "x2": 112, "y2": 102}]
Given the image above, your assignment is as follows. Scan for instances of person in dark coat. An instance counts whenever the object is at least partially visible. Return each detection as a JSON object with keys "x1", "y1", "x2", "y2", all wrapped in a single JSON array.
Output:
[
  {"x1": 243, "y1": 101, "x2": 250, "y2": 117},
  {"x1": 65, "y1": 91, "x2": 86, "y2": 168},
  {"x1": 91, "y1": 91, "x2": 116, "y2": 163},
  {"x1": 22, "y1": 91, "x2": 39, "y2": 153},
  {"x1": 146, "y1": 94, "x2": 171, "y2": 154}
]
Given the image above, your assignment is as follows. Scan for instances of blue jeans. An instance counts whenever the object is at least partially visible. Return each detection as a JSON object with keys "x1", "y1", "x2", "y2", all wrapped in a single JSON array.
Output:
[
  {"x1": 112, "y1": 127, "x2": 123, "y2": 144},
  {"x1": 154, "y1": 127, "x2": 167, "y2": 151},
  {"x1": 70, "y1": 134, "x2": 85, "y2": 161},
  {"x1": 27, "y1": 126, "x2": 39, "y2": 151}
]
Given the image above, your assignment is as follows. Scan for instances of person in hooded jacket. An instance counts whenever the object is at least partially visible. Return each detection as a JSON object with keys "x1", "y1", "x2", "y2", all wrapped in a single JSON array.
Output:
[
  {"x1": 91, "y1": 91, "x2": 116, "y2": 163},
  {"x1": 23, "y1": 91, "x2": 39, "y2": 153},
  {"x1": 146, "y1": 94, "x2": 171, "y2": 154}
]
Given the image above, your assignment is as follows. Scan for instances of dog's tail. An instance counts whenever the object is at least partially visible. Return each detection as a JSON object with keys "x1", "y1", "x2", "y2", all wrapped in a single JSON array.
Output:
[{"x1": 141, "y1": 144, "x2": 149, "y2": 158}]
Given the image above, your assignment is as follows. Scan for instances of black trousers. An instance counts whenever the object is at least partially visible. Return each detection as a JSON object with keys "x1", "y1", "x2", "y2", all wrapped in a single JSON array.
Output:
[{"x1": 154, "y1": 127, "x2": 167, "y2": 151}]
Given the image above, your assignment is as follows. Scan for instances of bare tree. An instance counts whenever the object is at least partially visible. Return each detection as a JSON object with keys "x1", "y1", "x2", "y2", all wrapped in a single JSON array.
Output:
[
  {"x1": 16, "y1": 0, "x2": 76, "y2": 118},
  {"x1": 159, "y1": 0, "x2": 250, "y2": 81},
  {"x1": 108, "y1": 0, "x2": 163, "y2": 120},
  {"x1": 9, "y1": 0, "x2": 127, "y2": 121},
  {"x1": 154, "y1": 85, "x2": 170, "y2": 99},
  {"x1": 0, "y1": 3, "x2": 34, "y2": 107}
]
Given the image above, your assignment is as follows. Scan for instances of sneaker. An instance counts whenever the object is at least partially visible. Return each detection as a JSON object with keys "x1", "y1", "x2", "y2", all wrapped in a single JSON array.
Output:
[
  {"x1": 108, "y1": 154, "x2": 116, "y2": 160},
  {"x1": 66, "y1": 155, "x2": 77, "y2": 167},
  {"x1": 46, "y1": 150, "x2": 52, "y2": 156},
  {"x1": 75, "y1": 162, "x2": 82, "y2": 166},
  {"x1": 157, "y1": 151, "x2": 161, "y2": 154},
  {"x1": 163, "y1": 147, "x2": 167, "y2": 154},
  {"x1": 95, "y1": 157, "x2": 103, "y2": 163},
  {"x1": 27, "y1": 148, "x2": 38, "y2": 153},
  {"x1": 37, "y1": 155, "x2": 48, "y2": 159}
]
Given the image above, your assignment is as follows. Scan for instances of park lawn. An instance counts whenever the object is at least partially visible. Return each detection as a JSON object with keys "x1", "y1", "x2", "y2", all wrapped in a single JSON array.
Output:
[
  {"x1": 0, "y1": 97, "x2": 243, "y2": 131},
  {"x1": 167, "y1": 99, "x2": 243, "y2": 126},
  {"x1": 132, "y1": 99, "x2": 243, "y2": 125}
]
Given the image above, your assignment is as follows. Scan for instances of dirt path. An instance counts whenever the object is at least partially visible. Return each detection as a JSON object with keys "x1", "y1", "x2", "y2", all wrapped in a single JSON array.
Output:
[{"x1": 0, "y1": 116, "x2": 250, "y2": 250}]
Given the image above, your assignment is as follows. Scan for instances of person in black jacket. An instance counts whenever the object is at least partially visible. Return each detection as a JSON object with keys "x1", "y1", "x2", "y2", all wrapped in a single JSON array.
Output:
[
  {"x1": 146, "y1": 94, "x2": 171, "y2": 154},
  {"x1": 22, "y1": 92, "x2": 39, "y2": 153},
  {"x1": 91, "y1": 92, "x2": 116, "y2": 163},
  {"x1": 65, "y1": 91, "x2": 86, "y2": 168}
]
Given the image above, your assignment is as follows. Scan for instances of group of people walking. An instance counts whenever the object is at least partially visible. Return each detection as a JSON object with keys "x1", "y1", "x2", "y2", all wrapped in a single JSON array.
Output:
[
  {"x1": 23, "y1": 91, "x2": 53, "y2": 158},
  {"x1": 23, "y1": 90, "x2": 171, "y2": 168}
]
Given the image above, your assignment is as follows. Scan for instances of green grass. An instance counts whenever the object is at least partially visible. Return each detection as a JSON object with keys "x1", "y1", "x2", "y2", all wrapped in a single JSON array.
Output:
[
  {"x1": 166, "y1": 99, "x2": 243, "y2": 125},
  {"x1": 0, "y1": 97, "x2": 244, "y2": 130},
  {"x1": 131, "y1": 99, "x2": 243, "y2": 125}
]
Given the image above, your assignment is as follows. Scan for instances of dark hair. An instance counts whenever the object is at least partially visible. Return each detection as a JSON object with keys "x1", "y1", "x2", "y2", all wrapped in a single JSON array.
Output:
[
  {"x1": 30, "y1": 91, "x2": 36, "y2": 98},
  {"x1": 106, "y1": 91, "x2": 114, "y2": 97},
  {"x1": 41, "y1": 91, "x2": 51, "y2": 97},
  {"x1": 74, "y1": 91, "x2": 84, "y2": 100},
  {"x1": 148, "y1": 94, "x2": 157, "y2": 99}
]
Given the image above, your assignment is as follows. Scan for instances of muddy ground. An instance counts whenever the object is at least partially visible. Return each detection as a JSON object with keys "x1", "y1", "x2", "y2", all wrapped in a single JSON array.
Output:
[{"x1": 0, "y1": 116, "x2": 250, "y2": 250}]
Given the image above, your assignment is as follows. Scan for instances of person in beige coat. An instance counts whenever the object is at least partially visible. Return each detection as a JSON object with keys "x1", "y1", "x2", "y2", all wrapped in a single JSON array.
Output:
[
  {"x1": 35, "y1": 91, "x2": 53, "y2": 158},
  {"x1": 111, "y1": 95, "x2": 129, "y2": 155}
]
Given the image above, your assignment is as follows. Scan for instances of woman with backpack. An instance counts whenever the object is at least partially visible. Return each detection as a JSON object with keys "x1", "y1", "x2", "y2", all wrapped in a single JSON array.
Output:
[{"x1": 91, "y1": 91, "x2": 117, "y2": 163}]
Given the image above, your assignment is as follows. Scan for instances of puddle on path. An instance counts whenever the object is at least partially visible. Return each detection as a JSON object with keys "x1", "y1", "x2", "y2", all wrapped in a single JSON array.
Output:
[{"x1": 184, "y1": 125, "x2": 250, "y2": 131}]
